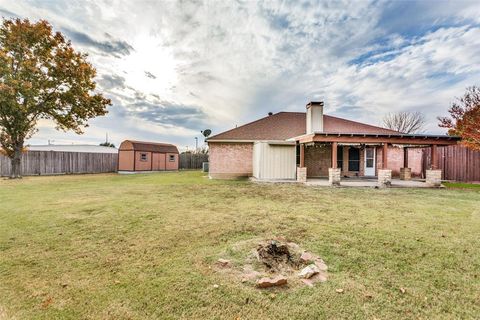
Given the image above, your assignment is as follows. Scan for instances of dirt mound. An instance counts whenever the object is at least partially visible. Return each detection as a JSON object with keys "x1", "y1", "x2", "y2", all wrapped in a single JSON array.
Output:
[
  {"x1": 256, "y1": 240, "x2": 299, "y2": 270},
  {"x1": 214, "y1": 237, "x2": 328, "y2": 289}
]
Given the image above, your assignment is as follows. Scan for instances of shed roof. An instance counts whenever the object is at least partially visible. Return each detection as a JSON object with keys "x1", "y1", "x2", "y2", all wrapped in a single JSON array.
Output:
[
  {"x1": 207, "y1": 112, "x2": 399, "y2": 141},
  {"x1": 119, "y1": 140, "x2": 179, "y2": 153}
]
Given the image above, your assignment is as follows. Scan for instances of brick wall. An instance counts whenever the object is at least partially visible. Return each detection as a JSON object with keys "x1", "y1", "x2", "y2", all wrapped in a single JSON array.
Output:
[
  {"x1": 305, "y1": 144, "x2": 331, "y2": 177},
  {"x1": 209, "y1": 142, "x2": 423, "y2": 179},
  {"x1": 208, "y1": 142, "x2": 253, "y2": 179},
  {"x1": 305, "y1": 145, "x2": 365, "y2": 177},
  {"x1": 377, "y1": 146, "x2": 422, "y2": 177}
]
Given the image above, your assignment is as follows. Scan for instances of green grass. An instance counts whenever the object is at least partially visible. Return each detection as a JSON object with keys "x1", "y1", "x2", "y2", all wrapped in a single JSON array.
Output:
[
  {"x1": 0, "y1": 171, "x2": 479, "y2": 319},
  {"x1": 444, "y1": 181, "x2": 480, "y2": 189}
]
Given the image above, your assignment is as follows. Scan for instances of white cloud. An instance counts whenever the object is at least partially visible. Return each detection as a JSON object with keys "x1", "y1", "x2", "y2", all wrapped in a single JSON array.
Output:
[
  {"x1": 324, "y1": 26, "x2": 480, "y2": 131},
  {"x1": 0, "y1": 0, "x2": 479, "y2": 146}
]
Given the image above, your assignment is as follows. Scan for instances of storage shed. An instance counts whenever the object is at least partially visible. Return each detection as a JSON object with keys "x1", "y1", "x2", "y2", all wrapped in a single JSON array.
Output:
[
  {"x1": 118, "y1": 140, "x2": 179, "y2": 172},
  {"x1": 252, "y1": 141, "x2": 296, "y2": 180}
]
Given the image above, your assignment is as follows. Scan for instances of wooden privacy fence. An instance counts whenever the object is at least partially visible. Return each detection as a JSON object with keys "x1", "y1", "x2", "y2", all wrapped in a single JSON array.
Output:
[
  {"x1": 422, "y1": 145, "x2": 480, "y2": 182},
  {"x1": 0, "y1": 151, "x2": 118, "y2": 176},
  {"x1": 179, "y1": 152, "x2": 208, "y2": 169}
]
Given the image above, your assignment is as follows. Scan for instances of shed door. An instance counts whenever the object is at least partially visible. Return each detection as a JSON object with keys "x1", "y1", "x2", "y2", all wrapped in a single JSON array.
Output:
[{"x1": 159, "y1": 153, "x2": 166, "y2": 170}]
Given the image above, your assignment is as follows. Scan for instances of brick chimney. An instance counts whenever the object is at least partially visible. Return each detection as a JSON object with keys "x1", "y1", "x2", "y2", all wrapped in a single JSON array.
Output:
[{"x1": 306, "y1": 101, "x2": 324, "y2": 134}]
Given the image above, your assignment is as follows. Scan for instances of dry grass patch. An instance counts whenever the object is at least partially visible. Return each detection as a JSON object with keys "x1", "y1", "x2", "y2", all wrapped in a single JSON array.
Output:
[{"x1": 0, "y1": 171, "x2": 479, "y2": 319}]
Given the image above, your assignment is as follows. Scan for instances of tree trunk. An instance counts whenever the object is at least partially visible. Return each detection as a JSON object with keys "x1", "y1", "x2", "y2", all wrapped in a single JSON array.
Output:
[{"x1": 10, "y1": 143, "x2": 23, "y2": 179}]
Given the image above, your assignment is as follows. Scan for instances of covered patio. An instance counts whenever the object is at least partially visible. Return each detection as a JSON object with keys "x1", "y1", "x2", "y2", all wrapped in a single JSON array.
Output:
[{"x1": 294, "y1": 132, "x2": 460, "y2": 187}]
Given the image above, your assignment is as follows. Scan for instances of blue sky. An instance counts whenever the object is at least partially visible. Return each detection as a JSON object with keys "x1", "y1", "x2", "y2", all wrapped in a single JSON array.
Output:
[{"x1": 1, "y1": 0, "x2": 479, "y2": 150}]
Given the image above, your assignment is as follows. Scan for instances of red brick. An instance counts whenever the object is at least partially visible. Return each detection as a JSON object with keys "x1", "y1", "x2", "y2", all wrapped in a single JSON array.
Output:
[{"x1": 208, "y1": 143, "x2": 253, "y2": 179}]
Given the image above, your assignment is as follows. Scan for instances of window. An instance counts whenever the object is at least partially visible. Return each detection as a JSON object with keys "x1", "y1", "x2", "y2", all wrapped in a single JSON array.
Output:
[
  {"x1": 348, "y1": 148, "x2": 360, "y2": 171},
  {"x1": 140, "y1": 153, "x2": 148, "y2": 162},
  {"x1": 365, "y1": 148, "x2": 374, "y2": 168},
  {"x1": 169, "y1": 154, "x2": 175, "y2": 162},
  {"x1": 337, "y1": 146, "x2": 343, "y2": 169}
]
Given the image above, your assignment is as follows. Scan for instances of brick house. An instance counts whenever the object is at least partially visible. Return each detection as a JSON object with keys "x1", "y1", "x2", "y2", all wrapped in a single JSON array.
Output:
[{"x1": 207, "y1": 102, "x2": 459, "y2": 186}]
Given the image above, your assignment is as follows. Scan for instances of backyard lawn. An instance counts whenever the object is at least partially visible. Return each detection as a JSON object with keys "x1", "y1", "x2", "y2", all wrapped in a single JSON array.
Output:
[{"x1": 0, "y1": 171, "x2": 479, "y2": 319}]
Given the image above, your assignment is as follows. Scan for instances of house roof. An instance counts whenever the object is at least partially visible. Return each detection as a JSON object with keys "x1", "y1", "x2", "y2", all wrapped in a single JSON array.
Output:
[
  {"x1": 27, "y1": 145, "x2": 118, "y2": 153},
  {"x1": 207, "y1": 112, "x2": 400, "y2": 141},
  {"x1": 119, "y1": 140, "x2": 179, "y2": 153}
]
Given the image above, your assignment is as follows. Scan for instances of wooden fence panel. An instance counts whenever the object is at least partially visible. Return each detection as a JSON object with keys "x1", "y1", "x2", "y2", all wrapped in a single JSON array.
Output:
[
  {"x1": 0, "y1": 151, "x2": 118, "y2": 176},
  {"x1": 179, "y1": 153, "x2": 208, "y2": 169},
  {"x1": 422, "y1": 145, "x2": 480, "y2": 182}
]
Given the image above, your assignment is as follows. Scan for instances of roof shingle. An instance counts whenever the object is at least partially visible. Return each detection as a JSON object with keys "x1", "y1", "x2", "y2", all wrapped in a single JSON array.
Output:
[{"x1": 207, "y1": 112, "x2": 399, "y2": 141}]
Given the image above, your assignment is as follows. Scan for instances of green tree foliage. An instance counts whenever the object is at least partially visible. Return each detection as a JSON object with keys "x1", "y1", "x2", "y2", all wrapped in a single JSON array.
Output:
[
  {"x1": 0, "y1": 19, "x2": 111, "y2": 178},
  {"x1": 99, "y1": 142, "x2": 115, "y2": 148}
]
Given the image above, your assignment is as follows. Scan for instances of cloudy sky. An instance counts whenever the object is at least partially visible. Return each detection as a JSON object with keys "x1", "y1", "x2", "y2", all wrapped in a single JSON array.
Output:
[{"x1": 1, "y1": 0, "x2": 479, "y2": 150}]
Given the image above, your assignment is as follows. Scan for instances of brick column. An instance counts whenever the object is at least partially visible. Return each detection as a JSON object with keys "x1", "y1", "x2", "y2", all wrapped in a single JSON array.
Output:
[
  {"x1": 378, "y1": 169, "x2": 392, "y2": 188},
  {"x1": 297, "y1": 167, "x2": 307, "y2": 183},
  {"x1": 400, "y1": 168, "x2": 411, "y2": 180},
  {"x1": 328, "y1": 142, "x2": 340, "y2": 186},
  {"x1": 426, "y1": 169, "x2": 442, "y2": 187},
  {"x1": 427, "y1": 145, "x2": 442, "y2": 187},
  {"x1": 400, "y1": 147, "x2": 411, "y2": 180},
  {"x1": 300, "y1": 143, "x2": 305, "y2": 167},
  {"x1": 328, "y1": 168, "x2": 341, "y2": 186}
]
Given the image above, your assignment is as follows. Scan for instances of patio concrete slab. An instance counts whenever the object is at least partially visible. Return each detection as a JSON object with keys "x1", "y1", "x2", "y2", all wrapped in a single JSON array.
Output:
[
  {"x1": 306, "y1": 178, "x2": 435, "y2": 188},
  {"x1": 251, "y1": 177, "x2": 438, "y2": 188}
]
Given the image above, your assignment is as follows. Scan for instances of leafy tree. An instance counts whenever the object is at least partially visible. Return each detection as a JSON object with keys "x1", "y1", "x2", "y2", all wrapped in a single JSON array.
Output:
[
  {"x1": 383, "y1": 111, "x2": 426, "y2": 134},
  {"x1": 438, "y1": 86, "x2": 480, "y2": 150},
  {"x1": 0, "y1": 19, "x2": 111, "y2": 178},
  {"x1": 99, "y1": 142, "x2": 115, "y2": 148}
]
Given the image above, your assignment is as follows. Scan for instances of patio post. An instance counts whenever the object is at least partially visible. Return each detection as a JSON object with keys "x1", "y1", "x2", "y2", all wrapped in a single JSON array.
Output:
[
  {"x1": 300, "y1": 143, "x2": 305, "y2": 167},
  {"x1": 430, "y1": 144, "x2": 438, "y2": 169},
  {"x1": 382, "y1": 143, "x2": 388, "y2": 169},
  {"x1": 329, "y1": 142, "x2": 341, "y2": 186},
  {"x1": 426, "y1": 144, "x2": 442, "y2": 187},
  {"x1": 378, "y1": 143, "x2": 392, "y2": 187},
  {"x1": 400, "y1": 147, "x2": 411, "y2": 180},
  {"x1": 331, "y1": 141, "x2": 338, "y2": 168},
  {"x1": 296, "y1": 143, "x2": 307, "y2": 183},
  {"x1": 404, "y1": 147, "x2": 409, "y2": 168}
]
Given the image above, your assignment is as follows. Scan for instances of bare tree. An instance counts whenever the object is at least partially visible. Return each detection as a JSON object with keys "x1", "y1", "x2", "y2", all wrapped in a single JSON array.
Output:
[{"x1": 383, "y1": 111, "x2": 426, "y2": 134}]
